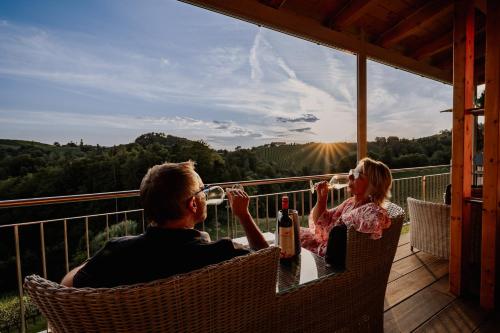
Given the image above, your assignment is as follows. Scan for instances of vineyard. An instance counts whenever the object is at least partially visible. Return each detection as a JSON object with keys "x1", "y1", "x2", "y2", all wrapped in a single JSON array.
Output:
[{"x1": 252, "y1": 142, "x2": 357, "y2": 174}]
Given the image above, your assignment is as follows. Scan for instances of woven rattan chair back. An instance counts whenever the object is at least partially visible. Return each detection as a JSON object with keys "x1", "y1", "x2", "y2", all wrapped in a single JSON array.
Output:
[
  {"x1": 276, "y1": 203, "x2": 405, "y2": 333},
  {"x1": 407, "y1": 197, "x2": 450, "y2": 259},
  {"x1": 24, "y1": 246, "x2": 280, "y2": 333}
]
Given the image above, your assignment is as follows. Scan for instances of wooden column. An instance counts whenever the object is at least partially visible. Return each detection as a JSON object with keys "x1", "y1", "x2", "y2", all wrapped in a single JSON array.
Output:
[
  {"x1": 481, "y1": 0, "x2": 500, "y2": 310},
  {"x1": 357, "y1": 52, "x2": 367, "y2": 162},
  {"x1": 450, "y1": 0, "x2": 475, "y2": 296}
]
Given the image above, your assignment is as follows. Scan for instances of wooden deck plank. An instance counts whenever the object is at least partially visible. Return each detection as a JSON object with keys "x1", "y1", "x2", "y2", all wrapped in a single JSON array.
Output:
[
  {"x1": 388, "y1": 252, "x2": 440, "y2": 283},
  {"x1": 383, "y1": 234, "x2": 494, "y2": 332},
  {"x1": 393, "y1": 243, "x2": 419, "y2": 262},
  {"x1": 475, "y1": 310, "x2": 500, "y2": 332},
  {"x1": 391, "y1": 252, "x2": 440, "y2": 279},
  {"x1": 413, "y1": 298, "x2": 489, "y2": 333},
  {"x1": 385, "y1": 256, "x2": 449, "y2": 310},
  {"x1": 384, "y1": 276, "x2": 455, "y2": 333}
]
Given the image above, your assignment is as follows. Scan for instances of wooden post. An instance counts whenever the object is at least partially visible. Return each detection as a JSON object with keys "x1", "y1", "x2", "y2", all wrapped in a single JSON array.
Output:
[
  {"x1": 450, "y1": 0, "x2": 474, "y2": 296},
  {"x1": 463, "y1": 0, "x2": 475, "y2": 294},
  {"x1": 481, "y1": 0, "x2": 500, "y2": 310},
  {"x1": 357, "y1": 51, "x2": 367, "y2": 162}
]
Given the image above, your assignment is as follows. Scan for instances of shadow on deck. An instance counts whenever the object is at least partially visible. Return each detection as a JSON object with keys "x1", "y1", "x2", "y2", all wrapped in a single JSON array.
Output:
[{"x1": 384, "y1": 233, "x2": 499, "y2": 332}]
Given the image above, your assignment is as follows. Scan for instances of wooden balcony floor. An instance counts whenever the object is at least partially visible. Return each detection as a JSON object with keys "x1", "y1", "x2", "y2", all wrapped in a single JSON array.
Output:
[{"x1": 385, "y1": 233, "x2": 499, "y2": 332}]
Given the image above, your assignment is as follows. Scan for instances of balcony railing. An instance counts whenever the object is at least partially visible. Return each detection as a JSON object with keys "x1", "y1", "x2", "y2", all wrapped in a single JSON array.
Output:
[{"x1": 0, "y1": 165, "x2": 450, "y2": 333}]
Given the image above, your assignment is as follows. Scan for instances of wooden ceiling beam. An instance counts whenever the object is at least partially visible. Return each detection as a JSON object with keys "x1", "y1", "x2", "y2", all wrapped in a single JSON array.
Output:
[
  {"x1": 410, "y1": 31, "x2": 453, "y2": 60},
  {"x1": 327, "y1": 0, "x2": 378, "y2": 30},
  {"x1": 377, "y1": 0, "x2": 454, "y2": 48},
  {"x1": 180, "y1": 0, "x2": 452, "y2": 84},
  {"x1": 474, "y1": 0, "x2": 486, "y2": 14},
  {"x1": 260, "y1": 0, "x2": 287, "y2": 10}
]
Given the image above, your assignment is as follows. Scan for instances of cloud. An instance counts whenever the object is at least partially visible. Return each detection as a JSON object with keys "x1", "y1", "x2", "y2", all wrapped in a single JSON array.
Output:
[
  {"x1": 0, "y1": 108, "x2": 278, "y2": 148},
  {"x1": 276, "y1": 113, "x2": 319, "y2": 123},
  {"x1": 0, "y1": 15, "x2": 452, "y2": 149},
  {"x1": 212, "y1": 120, "x2": 230, "y2": 129},
  {"x1": 289, "y1": 127, "x2": 312, "y2": 133}
]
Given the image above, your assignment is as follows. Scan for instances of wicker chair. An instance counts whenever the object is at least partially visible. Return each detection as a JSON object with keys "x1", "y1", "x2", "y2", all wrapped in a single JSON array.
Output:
[
  {"x1": 407, "y1": 197, "x2": 450, "y2": 259},
  {"x1": 276, "y1": 202, "x2": 405, "y2": 333},
  {"x1": 24, "y1": 247, "x2": 280, "y2": 333}
]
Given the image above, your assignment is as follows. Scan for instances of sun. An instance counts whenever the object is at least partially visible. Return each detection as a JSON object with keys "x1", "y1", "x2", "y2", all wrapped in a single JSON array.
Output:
[{"x1": 302, "y1": 142, "x2": 351, "y2": 173}]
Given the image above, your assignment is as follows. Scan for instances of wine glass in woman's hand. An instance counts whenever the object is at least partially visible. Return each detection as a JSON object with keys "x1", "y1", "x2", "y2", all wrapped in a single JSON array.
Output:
[{"x1": 310, "y1": 174, "x2": 349, "y2": 194}]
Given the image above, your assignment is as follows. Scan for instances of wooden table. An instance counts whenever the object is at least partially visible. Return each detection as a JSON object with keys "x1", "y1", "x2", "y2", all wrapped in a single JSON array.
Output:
[
  {"x1": 276, "y1": 247, "x2": 336, "y2": 293},
  {"x1": 232, "y1": 232, "x2": 336, "y2": 293}
]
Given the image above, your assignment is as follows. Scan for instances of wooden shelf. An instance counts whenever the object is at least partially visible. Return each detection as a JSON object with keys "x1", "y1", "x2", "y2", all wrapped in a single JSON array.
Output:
[{"x1": 465, "y1": 107, "x2": 484, "y2": 115}]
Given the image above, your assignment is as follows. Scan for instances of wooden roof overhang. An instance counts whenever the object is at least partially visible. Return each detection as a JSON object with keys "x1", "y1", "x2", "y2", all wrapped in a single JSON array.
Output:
[{"x1": 181, "y1": 0, "x2": 487, "y2": 85}]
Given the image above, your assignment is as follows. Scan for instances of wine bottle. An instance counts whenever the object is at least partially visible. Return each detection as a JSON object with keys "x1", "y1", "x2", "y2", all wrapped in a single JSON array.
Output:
[{"x1": 278, "y1": 195, "x2": 295, "y2": 258}]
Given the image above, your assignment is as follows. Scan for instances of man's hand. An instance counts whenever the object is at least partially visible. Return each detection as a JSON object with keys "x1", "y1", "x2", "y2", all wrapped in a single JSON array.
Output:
[
  {"x1": 226, "y1": 189, "x2": 251, "y2": 218},
  {"x1": 226, "y1": 188, "x2": 268, "y2": 250}
]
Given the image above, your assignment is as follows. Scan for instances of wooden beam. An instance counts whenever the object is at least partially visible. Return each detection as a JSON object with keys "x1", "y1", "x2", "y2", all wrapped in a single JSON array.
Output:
[
  {"x1": 450, "y1": 0, "x2": 475, "y2": 297},
  {"x1": 180, "y1": 0, "x2": 452, "y2": 84},
  {"x1": 377, "y1": 0, "x2": 454, "y2": 48},
  {"x1": 435, "y1": 32, "x2": 485, "y2": 71},
  {"x1": 481, "y1": 0, "x2": 500, "y2": 311},
  {"x1": 328, "y1": 0, "x2": 377, "y2": 30},
  {"x1": 462, "y1": 0, "x2": 475, "y2": 299},
  {"x1": 357, "y1": 52, "x2": 367, "y2": 161},
  {"x1": 475, "y1": 0, "x2": 486, "y2": 14},
  {"x1": 411, "y1": 31, "x2": 453, "y2": 60},
  {"x1": 261, "y1": 0, "x2": 287, "y2": 9}
]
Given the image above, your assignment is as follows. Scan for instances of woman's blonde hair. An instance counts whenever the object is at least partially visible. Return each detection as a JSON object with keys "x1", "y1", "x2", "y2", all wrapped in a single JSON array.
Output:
[{"x1": 359, "y1": 157, "x2": 392, "y2": 205}]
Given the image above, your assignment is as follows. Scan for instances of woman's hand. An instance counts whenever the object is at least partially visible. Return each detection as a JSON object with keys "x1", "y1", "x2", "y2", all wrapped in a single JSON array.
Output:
[
  {"x1": 310, "y1": 181, "x2": 328, "y2": 225},
  {"x1": 315, "y1": 181, "x2": 329, "y2": 204}
]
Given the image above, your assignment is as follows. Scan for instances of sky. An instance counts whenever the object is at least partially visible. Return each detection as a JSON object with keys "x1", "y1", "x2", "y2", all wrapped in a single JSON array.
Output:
[{"x1": 0, "y1": 0, "x2": 453, "y2": 150}]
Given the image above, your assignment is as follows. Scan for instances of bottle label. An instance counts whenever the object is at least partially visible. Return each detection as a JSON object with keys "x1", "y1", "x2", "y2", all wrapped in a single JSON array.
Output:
[{"x1": 279, "y1": 226, "x2": 295, "y2": 257}]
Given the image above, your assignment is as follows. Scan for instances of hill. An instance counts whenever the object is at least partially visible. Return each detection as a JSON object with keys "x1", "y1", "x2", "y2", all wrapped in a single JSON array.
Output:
[
  {"x1": 251, "y1": 130, "x2": 452, "y2": 174},
  {"x1": 0, "y1": 130, "x2": 452, "y2": 202}
]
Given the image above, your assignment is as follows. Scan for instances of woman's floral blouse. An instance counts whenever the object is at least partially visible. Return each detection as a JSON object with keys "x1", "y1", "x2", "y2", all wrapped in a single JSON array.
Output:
[{"x1": 300, "y1": 197, "x2": 391, "y2": 256}]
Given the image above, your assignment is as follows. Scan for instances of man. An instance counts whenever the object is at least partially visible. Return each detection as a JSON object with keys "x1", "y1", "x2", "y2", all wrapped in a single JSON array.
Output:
[{"x1": 61, "y1": 161, "x2": 268, "y2": 288}]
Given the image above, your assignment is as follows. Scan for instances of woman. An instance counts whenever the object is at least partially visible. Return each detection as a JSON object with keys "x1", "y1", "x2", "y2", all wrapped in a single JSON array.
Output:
[{"x1": 300, "y1": 157, "x2": 392, "y2": 257}]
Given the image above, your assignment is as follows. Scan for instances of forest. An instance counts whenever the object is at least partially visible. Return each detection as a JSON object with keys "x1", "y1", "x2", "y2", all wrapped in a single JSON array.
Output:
[{"x1": 0, "y1": 130, "x2": 452, "y2": 201}]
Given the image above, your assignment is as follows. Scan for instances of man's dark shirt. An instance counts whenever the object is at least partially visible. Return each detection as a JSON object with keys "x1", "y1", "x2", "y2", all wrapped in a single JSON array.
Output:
[{"x1": 73, "y1": 226, "x2": 249, "y2": 288}]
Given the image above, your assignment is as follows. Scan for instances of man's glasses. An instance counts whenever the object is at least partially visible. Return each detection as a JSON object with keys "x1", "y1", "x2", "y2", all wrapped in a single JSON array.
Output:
[{"x1": 193, "y1": 185, "x2": 225, "y2": 205}]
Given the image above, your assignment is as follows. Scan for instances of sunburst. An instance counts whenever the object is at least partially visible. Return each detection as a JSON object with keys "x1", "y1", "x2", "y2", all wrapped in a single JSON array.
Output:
[{"x1": 302, "y1": 142, "x2": 351, "y2": 173}]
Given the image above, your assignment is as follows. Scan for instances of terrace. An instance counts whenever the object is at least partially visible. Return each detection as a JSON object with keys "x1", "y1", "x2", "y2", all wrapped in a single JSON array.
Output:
[
  {"x1": 1, "y1": 0, "x2": 500, "y2": 332},
  {"x1": 0, "y1": 167, "x2": 496, "y2": 332}
]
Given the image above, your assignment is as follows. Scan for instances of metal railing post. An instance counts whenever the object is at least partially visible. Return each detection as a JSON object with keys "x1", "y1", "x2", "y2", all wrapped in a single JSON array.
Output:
[
  {"x1": 124, "y1": 212, "x2": 128, "y2": 235},
  {"x1": 106, "y1": 214, "x2": 110, "y2": 240},
  {"x1": 40, "y1": 222, "x2": 47, "y2": 279},
  {"x1": 85, "y1": 217, "x2": 90, "y2": 259},
  {"x1": 14, "y1": 225, "x2": 26, "y2": 333},
  {"x1": 215, "y1": 205, "x2": 219, "y2": 239},
  {"x1": 64, "y1": 219, "x2": 69, "y2": 273},
  {"x1": 422, "y1": 176, "x2": 427, "y2": 201},
  {"x1": 265, "y1": 195, "x2": 269, "y2": 232}
]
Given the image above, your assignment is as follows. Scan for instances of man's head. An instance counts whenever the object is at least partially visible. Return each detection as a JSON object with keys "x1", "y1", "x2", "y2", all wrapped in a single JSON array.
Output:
[{"x1": 140, "y1": 161, "x2": 207, "y2": 227}]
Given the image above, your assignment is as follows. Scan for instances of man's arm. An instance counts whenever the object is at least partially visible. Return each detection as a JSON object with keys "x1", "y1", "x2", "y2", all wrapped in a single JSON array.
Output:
[
  {"x1": 61, "y1": 264, "x2": 85, "y2": 287},
  {"x1": 226, "y1": 189, "x2": 268, "y2": 250}
]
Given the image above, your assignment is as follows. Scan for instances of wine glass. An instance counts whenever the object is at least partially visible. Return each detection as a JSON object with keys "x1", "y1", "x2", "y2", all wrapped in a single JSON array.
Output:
[
  {"x1": 204, "y1": 186, "x2": 226, "y2": 205},
  {"x1": 309, "y1": 174, "x2": 349, "y2": 194},
  {"x1": 230, "y1": 184, "x2": 245, "y2": 191}
]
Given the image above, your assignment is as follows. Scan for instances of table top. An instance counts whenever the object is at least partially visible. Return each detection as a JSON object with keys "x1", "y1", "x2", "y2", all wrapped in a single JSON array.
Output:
[
  {"x1": 277, "y1": 247, "x2": 337, "y2": 293},
  {"x1": 232, "y1": 232, "x2": 337, "y2": 293}
]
